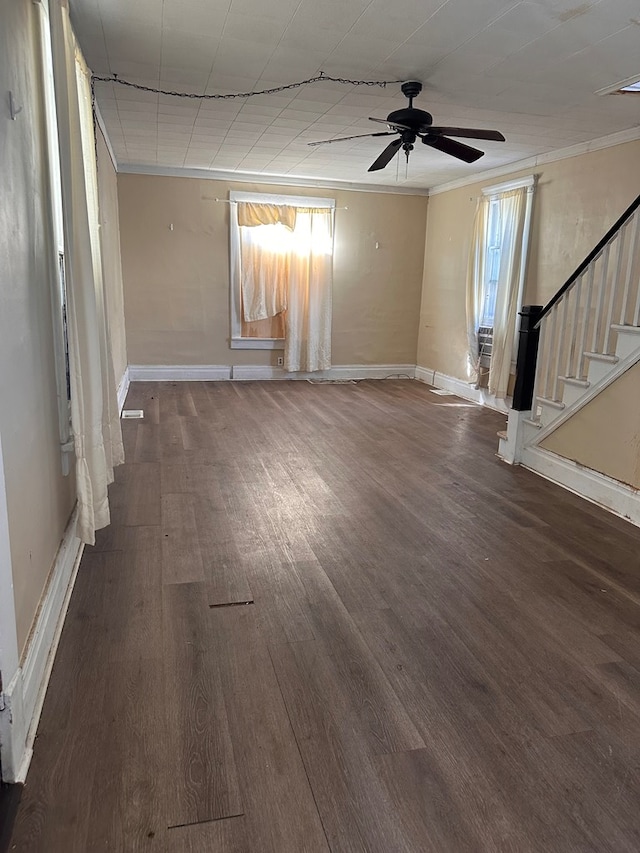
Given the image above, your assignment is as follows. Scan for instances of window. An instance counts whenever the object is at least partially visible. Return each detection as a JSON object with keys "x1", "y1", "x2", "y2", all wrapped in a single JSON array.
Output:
[
  {"x1": 467, "y1": 175, "x2": 536, "y2": 398},
  {"x1": 229, "y1": 191, "x2": 335, "y2": 351},
  {"x1": 37, "y1": 0, "x2": 73, "y2": 473}
]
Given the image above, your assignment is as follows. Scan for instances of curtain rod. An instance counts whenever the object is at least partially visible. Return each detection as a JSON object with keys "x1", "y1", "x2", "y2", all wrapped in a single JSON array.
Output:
[{"x1": 214, "y1": 198, "x2": 347, "y2": 209}]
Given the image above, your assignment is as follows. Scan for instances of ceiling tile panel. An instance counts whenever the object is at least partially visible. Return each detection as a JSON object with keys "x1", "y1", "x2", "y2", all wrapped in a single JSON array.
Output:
[{"x1": 74, "y1": 0, "x2": 640, "y2": 189}]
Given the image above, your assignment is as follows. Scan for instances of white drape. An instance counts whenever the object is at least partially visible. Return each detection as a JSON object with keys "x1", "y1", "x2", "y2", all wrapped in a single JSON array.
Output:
[
  {"x1": 466, "y1": 197, "x2": 489, "y2": 382},
  {"x1": 488, "y1": 188, "x2": 529, "y2": 399},
  {"x1": 284, "y1": 209, "x2": 333, "y2": 373},
  {"x1": 50, "y1": 0, "x2": 123, "y2": 544},
  {"x1": 238, "y1": 207, "x2": 333, "y2": 372},
  {"x1": 239, "y1": 223, "x2": 289, "y2": 322}
]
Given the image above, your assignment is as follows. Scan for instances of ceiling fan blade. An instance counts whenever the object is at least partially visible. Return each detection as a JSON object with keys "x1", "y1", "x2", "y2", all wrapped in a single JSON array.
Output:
[
  {"x1": 428, "y1": 126, "x2": 506, "y2": 141},
  {"x1": 369, "y1": 116, "x2": 413, "y2": 132},
  {"x1": 368, "y1": 138, "x2": 403, "y2": 172},
  {"x1": 422, "y1": 135, "x2": 484, "y2": 163},
  {"x1": 307, "y1": 131, "x2": 395, "y2": 147}
]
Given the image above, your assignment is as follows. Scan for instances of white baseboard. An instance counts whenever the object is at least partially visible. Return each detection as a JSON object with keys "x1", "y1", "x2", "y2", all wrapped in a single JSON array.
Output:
[
  {"x1": 116, "y1": 366, "x2": 130, "y2": 414},
  {"x1": 128, "y1": 364, "x2": 232, "y2": 381},
  {"x1": 231, "y1": 363, "x2": 416, "y2": 381},
  {"x1": 415, "y1": 365, "x2": 510, "y2": 413},
  {"x1": 0, "y1": 508, "x2": 83, "y2": 782},
  {"x1": 126, "y1": 364, "x2": 415, "y2": 382},
  {"x1": 521, "y1": 446, "x2": 640, "y2": 528}
]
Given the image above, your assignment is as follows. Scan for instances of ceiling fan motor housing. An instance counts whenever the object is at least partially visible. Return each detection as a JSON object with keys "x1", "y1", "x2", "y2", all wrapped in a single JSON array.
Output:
[
  {"x1": 387, "y1": 108, "x2": 433, "y2": 132},
  {"x1": 400, "y1": 80, "x2": 423, "y2": 99}
]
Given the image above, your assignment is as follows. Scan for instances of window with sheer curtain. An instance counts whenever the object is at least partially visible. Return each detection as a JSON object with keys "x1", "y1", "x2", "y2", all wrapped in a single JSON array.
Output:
[
  {"x1": 466, "y1": 176, "x2": 536, "y2": 399},
  {"x1": 229, "y1": 191, "x2": 335, "y2": 373}
]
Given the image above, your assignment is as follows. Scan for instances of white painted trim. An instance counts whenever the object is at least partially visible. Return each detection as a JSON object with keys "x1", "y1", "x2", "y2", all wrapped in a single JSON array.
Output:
[
  {"x1": 429, "y1": 126, "x2": 640, "y2": 195},
  {"x1": 521, "y1": 446, "x2": 640, "y2": 528},
  {"x1": 0, "y1": 508, "x2": 83, "y2": 782},
  {"x1": 93, "y1": 103, "x2": 118, "y2": 173},
  {"x1": 529, "y1": 345, "x2": 640, "y2": 446},
  {"x1": 481, "y1": 174, "x2": 536, "y2": 195},
  {"x1": 230, "y1": 337, "x2": 284, "y2": 350},
  {"x1": 231, "y1": 364, "x2": 416, "y2": 381},
  {"x1": 116, "y1": 366, "x2": 130, "y2": 414},
  {"x1": 415, "y1": 366, "x2": 510, "y2": 413},
  {"x1": 128, "y1": 364, "x2": 232, "y2": 381},
  {"x1": 116, "y1": 163, "x2": 430, "y2": 196},
  {"x1": 0, "y1": 436, "x2": 20, "y2": 781}
]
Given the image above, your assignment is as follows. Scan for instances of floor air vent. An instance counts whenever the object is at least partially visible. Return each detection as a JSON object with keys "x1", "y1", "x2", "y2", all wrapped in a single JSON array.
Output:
[{"x1": 121, "y1": 410, "x2": 144, "y2": 419}]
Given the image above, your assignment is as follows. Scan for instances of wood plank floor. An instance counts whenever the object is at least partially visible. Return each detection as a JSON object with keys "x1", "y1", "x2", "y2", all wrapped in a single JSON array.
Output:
[{"x1": 9, "y1": 379, "x2": 640, "y2": 852}]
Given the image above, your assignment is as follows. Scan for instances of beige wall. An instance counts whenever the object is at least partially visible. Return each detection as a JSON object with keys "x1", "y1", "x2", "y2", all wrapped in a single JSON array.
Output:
[
  {"x1": 541, "y1": 362, "x2": 640, "y2": 489},
  {"x1": 0, "y1": 0, "x2": 76, "y2": 653},
  {"x1": 417, "y1": 140, "x2": 640, "y2": 380},
  {"x1": 96, "y1": 128, "x2": 128, "y2": 385},
  {"x1": 118, "y1": 175, "x2": 428, "y2": 367}
]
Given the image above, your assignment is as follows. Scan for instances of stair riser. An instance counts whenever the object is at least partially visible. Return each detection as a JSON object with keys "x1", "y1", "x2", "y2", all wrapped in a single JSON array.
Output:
[
  {"x1": 615, "y1": 332, "x2": 640, "y2": 360},
  {"x1": 587, "y1": 360, "x2": 613, "y2": 385},
  {"x1": 562, "y1": 384, "x2": 585, "y2": 407},
  {"x1": 538, "y1": 404, "x2": 561, "y2": 428}
]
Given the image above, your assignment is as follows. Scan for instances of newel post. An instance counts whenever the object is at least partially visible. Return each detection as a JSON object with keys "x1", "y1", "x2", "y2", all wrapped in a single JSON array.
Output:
[{"x1": 512, "y1": 305, "x2": 543, "y2": 412}]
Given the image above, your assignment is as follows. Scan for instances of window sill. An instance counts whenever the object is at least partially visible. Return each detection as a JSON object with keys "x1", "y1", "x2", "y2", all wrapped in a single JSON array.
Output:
[{"x1": 230, "y1": 337, "x2": 284, "y2": 350}]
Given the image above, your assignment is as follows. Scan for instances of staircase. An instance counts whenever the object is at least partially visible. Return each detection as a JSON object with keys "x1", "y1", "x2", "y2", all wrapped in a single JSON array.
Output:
[{"x1": 498, "y1": 193, "x2": 640, "y2": 485}]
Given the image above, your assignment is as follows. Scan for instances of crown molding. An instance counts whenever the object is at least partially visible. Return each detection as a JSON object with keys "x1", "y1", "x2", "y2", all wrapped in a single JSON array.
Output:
[
  {"x1": 428, "y1": 126, "x2": 640, "y2": 195},
  {"x1": 116, "y1": 163, "x2": 430, "y2": 196}
]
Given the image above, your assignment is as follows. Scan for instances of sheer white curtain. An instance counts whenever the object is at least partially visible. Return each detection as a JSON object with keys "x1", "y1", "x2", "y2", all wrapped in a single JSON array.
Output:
[
  {"x1": 285, "y1": 209, "x2": 333, "y2": 373},
  {"x1": 466, "y1": 197, "x2": 490, "y2": 383},
  {"x1": 237, "y1": 204, "x2": 334, "y2": 372},
  {"x1": 466, "y1": 183, "x2": 533, "y2": 399},
  {"x1": 488, "y1": 188, "x2": 529, "y2": 398},
  {"x1": 49, "y1": 0, "x2": 123, "y2": 544}
]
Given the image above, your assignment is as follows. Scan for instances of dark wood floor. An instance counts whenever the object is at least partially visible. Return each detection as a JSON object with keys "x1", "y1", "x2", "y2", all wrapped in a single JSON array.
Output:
[{"x1": 9, "y1": 379, "x2": 640, "y2": 851}]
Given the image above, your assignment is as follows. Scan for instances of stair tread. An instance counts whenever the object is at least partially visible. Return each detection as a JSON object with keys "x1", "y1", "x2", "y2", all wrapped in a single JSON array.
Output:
[
  {"x1": 611, "y1": 323, "x2": 640, "y2": 334},
  {"x1": 536, "y1": 396, "x2": 565, "y2": 410},
  {"x1": 497, "y1": 430, "x2": 508, "y2": 440},
  {"x1": 559, "y1": 376, "x2": 590, "y2": 388},
  {"x1": 583, "y1": 351, "x2": 618, "y2": 363}
]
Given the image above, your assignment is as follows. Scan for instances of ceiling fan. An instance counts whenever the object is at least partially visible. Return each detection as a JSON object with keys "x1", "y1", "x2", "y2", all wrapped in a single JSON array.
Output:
[{"x1": 308, "y1": 81, "x2": 506, "y2": 172}]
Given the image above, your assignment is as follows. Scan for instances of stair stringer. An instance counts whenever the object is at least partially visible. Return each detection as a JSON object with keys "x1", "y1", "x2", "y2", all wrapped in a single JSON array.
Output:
[
  {"x1": 498, "y1": 329, "x2": 640, "y2": 464},
  {"x1": 526, "y1": 341, "x2": 640, "y2": 448}
]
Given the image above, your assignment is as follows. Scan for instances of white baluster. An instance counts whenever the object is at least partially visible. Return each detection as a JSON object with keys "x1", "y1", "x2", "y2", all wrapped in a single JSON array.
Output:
[
  {"x1": 620, "y1": 211, "x2": 640, "y2": 325},
  {"x1": 545, "y1": 305, "x2": 560, "y2": 400},
  {"x1": 577, "y1": 264, "x2": 596, "y2": 379},
  {"x1": 544, "y1": 310, "x2": 558, "y2": 400},
  {"x1": 591, "y1": 245, "x2": 609, "y2": 354},
  {"x1": 603, "y1": 229, "x2": 625, "y2": 354},
  {"x1": 554, "y1": 295, "x2": 569, "y2": 400},
  {"x1": 566, "y1": 276, "x2": 582, "y2": 378},
  {"x1": 532, "y1": 316, "x2": 547, "y2": 417}
]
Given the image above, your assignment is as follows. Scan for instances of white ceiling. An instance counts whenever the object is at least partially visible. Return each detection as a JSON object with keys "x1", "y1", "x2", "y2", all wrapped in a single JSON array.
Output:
[{"x1": 71, "y1": 0, "x2": 640, "y2": 190}]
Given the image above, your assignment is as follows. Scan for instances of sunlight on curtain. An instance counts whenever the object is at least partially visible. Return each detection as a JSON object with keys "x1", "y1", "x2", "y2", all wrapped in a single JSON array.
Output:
[
  {"x1": 488, "y1": 188, "x2": 529, "y2": 398},
  {"x1": 238, "y1": 206, "x2": 334, "y2": 371},
  {"x1": 240, "y1": 222, "x2": 290, "y2": 322},
  {"x1": 50, "y1": 0, "x2": 123, "y2": 544},
  {"x1": 466, "y1": 183, "x2": 533, "y2": 399},
  {"x1": 466, "y1": 197, "x2": 489, "y2": 382},
  {"x1": 285, "y1": 209, "x2": 333, "y2": 373},
  {"x1": 237, "y1": 202, "x2": 297, "y2": 231}
]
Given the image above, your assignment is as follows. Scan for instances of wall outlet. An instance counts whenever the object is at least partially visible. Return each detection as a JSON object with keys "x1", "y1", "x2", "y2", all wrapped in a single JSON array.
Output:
[{"x1": 277, "y1": 357, "x2": 284, "y2": 366}]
